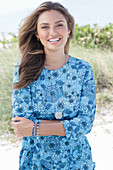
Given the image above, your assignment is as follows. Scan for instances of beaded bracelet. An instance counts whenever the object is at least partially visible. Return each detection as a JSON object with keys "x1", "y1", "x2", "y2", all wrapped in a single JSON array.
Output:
[
  {"x1": 32, "y1": 122, "x2": 37, "y2": 136},
  {"x1": 36, "y1": 123, "x2": 39, "y2": 139},
  {"x1": 32, "y1": 122, "x2": 40, "y2": 139}
]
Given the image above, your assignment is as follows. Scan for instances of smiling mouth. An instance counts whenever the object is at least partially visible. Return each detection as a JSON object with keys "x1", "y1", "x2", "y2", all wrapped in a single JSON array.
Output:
[{"x1": 48, "y1": 38, "x2": 61, "y2": 42}]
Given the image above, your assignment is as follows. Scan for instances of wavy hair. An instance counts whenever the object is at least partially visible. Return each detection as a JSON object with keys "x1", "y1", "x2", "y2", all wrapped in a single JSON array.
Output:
[{"x1": 14, "y1": 1, "x2": 75, "y2": 89}]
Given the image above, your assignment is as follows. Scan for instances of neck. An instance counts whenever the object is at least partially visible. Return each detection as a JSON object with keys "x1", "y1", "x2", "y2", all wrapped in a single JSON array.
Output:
[{"x1": 44, "y1": 50, "x2": 68, "y2": 70}]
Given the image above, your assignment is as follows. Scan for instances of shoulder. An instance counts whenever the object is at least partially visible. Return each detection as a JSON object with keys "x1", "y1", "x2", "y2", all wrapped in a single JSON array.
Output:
[
  {"x1": 70, "y1": 56, "x2": 95, "y2": 84},
  {"x1": 70, "y1": 56, "x2": 91, "y2": 67},
  {"x1": 69, "y1": 56, "x2": 92, "y2": 70}
]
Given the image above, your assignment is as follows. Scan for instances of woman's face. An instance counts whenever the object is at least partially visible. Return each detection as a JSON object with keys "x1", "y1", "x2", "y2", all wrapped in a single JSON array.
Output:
[{"x1": 36, "y1": 10, "x2": 70, "y2": 53}]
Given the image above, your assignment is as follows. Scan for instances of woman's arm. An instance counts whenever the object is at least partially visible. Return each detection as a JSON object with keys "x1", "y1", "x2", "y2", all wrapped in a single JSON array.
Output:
[
  {"x1": 11, "y1": 64, "x2": 39, "y2": 137},
  {"x1": 60, "y1": 65, "x2": 96, "y2": 139},
  {"x1": 11, "y1": 118, "x2": 66, "y2": 137},
  {"x1": 39, "y1": 120, "x2": 66, "y2": 136},
  {"x1": 12, "y1": 63, "x2": 66, "y2": 137}
]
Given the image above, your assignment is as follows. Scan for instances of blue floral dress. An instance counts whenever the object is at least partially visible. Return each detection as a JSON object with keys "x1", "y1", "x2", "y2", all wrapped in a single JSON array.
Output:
[{"x1": 12, "y1": 56, "x2": 96, "y2": 170}]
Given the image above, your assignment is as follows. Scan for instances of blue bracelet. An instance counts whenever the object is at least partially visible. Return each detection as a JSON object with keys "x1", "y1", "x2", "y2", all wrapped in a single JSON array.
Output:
[
  {"x1": 36, "y1": 123, "x2": 39, "y2": 139},
  {"x1": 32, "y1": 122, "x2": 37, "y2": 136},
  {"x1": 32, "y1": 120, "x2": 41, "y2": 138}
]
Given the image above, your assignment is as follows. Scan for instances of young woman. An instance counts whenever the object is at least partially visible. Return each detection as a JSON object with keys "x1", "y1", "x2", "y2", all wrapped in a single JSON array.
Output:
[{"x1": 11, "y1": 1, "x2": 96, "y2": 169}]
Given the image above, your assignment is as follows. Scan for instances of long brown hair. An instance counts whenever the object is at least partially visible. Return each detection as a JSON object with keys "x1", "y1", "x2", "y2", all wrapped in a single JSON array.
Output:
[{"x1": 14, "y1": 1, "x2": 75, "y2": 89}]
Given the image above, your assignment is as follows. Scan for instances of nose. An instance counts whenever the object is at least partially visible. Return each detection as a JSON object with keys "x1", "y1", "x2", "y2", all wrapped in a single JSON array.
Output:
[{"x1": 49, "y1": 26, "x2": 56, "y2": 35}]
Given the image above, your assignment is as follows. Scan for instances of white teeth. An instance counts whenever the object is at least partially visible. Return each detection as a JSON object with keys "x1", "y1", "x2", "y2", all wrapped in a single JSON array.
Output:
[{"x1": 48, "y1": 38, "x2": 60, "y2": 42}]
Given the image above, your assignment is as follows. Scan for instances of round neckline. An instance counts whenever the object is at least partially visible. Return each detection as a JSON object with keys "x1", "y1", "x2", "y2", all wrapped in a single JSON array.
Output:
[{"x1": 43, "y1": 55, "x2": 71, "y2": 71}]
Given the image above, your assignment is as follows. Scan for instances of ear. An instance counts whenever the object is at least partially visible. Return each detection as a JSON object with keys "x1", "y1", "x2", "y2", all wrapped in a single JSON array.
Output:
[{"x1": 68, "y1": 22, "x2": 72, "y2": 35}]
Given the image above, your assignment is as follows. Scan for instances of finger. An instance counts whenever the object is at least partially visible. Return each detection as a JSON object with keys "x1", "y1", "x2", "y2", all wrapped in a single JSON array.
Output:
[
  {"x1": 12, "y1": 117, "x2": 23, "y2": 122},
  {"x1": 11, "y1": 121, "x2": 20, "y2": 127},
  {"x1": 11, "y1": 121, "x2": 16, "y2": 126}
]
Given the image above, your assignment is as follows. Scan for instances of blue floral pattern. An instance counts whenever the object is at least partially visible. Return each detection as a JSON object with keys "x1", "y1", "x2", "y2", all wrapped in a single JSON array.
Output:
[{"x1": 12, "y1": 56, "x2": 96, "y2": 169}]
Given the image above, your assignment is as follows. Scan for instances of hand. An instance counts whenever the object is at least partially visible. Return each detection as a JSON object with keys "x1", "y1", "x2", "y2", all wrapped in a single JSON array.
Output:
[{"x1": 11, "y1": 117, "x2": 34, "y2": 137}]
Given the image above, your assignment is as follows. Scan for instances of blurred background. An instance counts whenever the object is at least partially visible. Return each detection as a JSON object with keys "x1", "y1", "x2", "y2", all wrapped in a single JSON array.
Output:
[
  {"x1": 0, "y1": 0, "x2": 113, "y2": 170},
  {"x1": 0, "y1": 0, "x2": 113, "y2": 32}
]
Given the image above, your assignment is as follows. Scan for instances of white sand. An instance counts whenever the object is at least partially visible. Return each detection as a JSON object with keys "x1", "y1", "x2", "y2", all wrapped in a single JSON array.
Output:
[{"x1": 0, "y1": 139, "x2": 21, "y2": 170}]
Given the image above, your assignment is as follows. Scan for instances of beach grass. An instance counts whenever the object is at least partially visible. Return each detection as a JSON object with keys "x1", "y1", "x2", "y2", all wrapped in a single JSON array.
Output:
[{"x1": 0, "y1": 43, "x2": 19, "y2": 134}]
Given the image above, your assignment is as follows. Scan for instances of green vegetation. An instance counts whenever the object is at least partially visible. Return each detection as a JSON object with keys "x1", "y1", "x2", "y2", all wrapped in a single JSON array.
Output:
[
  {"x1": 72, "y1": 23, "x2": 113, "y2": 51},
  {"x1": 0, "y1": 32, "x2": 18, "y2": 48}
]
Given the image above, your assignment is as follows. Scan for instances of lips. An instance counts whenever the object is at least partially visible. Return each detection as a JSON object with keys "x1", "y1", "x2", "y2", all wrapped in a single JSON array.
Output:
[{"x1": 48, "y1": 38, "x2": 61, "y2": 42}]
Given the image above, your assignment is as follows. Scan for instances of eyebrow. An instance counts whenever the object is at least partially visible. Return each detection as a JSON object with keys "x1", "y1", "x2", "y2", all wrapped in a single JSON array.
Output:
[{"x1": 39, "y1": 20, "x2": 65, "y2": 26}]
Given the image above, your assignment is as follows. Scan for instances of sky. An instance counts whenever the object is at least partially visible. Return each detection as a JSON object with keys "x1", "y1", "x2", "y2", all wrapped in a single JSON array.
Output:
[{"x1": 0, "y1": 0, "x2": 113, "y2": 33}]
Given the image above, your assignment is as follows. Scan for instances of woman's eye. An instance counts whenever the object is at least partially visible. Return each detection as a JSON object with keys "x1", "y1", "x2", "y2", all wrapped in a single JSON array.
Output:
[
  {"x1": 41, "y1": 26, "x2": 48, "y2": 29},
  {"x1": 57, "y1": 24, "x2": 63, "y2": 27}
]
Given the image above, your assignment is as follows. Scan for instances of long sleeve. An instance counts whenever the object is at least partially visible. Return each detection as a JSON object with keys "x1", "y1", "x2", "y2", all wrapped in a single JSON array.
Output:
[
  {"x1": 61, "y1": 65, "x2": 96, "y2": 139},
  {"x1": 12, "y1": 63, "x2": 39, "y2": 123}
]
